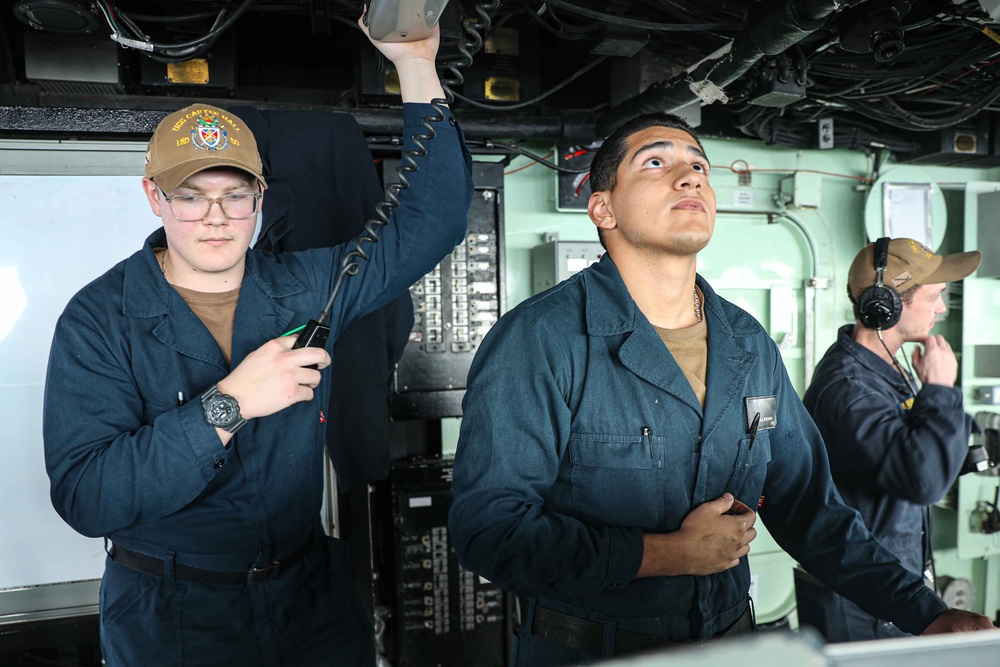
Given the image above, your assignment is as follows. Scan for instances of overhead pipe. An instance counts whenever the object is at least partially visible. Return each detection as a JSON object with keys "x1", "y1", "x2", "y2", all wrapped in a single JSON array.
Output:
[
  {"x1": 0, "y1": 104, "x2": 596, "y2": 143},
  {"x1": 597, "y1": 0, "x2": 871, "y2": 136}
]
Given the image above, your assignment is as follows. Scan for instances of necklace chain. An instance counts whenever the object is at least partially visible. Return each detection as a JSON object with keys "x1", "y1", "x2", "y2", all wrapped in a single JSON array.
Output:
[{"x1": 160, "y1": 249, "x2": 167, "y2": 277}]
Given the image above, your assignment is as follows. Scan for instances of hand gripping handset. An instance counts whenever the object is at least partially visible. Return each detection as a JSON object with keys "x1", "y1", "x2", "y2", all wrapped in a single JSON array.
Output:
[
  {"x1": 290, "y1": 319, "x2": 330, "y2": 352},
  {"x1": 364, "y1": 0, "x2": 451, "y2": 42},
  {"x1": 288, "y1": 318, "x2": 330, "y2": 370}
]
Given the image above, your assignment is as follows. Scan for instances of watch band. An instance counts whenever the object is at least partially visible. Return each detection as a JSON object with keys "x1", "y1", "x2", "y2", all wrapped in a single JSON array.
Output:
[{"x1": 200, "y1": 385, "x2": 247, "y2": 434}]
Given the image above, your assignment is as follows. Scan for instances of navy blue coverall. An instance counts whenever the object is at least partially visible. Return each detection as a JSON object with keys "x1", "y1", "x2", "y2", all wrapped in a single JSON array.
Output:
[
  {"x1": 43, "y1": 104, "x2": 473, "y2": 666},
  {"x1": 799, "y1": 324, "x2": 972, "y2": 642},
  {"x1": 449, "y1": 257, "x2": 948, "y2": 666}
]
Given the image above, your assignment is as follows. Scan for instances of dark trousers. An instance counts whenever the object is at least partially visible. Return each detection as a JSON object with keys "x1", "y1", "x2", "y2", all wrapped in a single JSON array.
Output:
[
  {"x1": 509, "y1": 601, "x2": 754, "y2": 666},
  {"x1": 100, "y1": 535, "x2": 375, "y2": 666}
]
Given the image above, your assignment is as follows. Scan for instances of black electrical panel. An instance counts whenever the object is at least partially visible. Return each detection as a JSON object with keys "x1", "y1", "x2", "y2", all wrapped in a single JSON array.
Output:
[
  {"x1": 462, "y1": 25, "x2": 540, "y2": 105},
  {"x1": 386, "y1": 161, "x2": 505, "y2": 419},
  {"x1": 387, "y1": 456, "x2": 508, "y2": 667},
  {"x1": 903, "y1": 114, "x2": 1000, "y2": 167},
  {"x1": 555, "y1": 143, "x2": 599, "y2": 211},
  {"x1": 138, "y1": 32, "x2": 236, "y2": 92}
]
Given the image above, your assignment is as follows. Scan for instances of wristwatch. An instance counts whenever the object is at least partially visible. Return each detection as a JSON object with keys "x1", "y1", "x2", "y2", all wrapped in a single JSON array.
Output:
[{"x1": 200, "y1": 385, "x2": 247, "y2": 434}]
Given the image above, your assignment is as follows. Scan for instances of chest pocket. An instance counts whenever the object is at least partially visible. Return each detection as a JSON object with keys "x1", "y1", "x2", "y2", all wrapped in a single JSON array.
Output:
[
  {"x1": 567, "y1": 432, "x2": 684, "y2": 530},
  {"x1": 724, "y1": 433, "x2": 772, "y2": 509}
]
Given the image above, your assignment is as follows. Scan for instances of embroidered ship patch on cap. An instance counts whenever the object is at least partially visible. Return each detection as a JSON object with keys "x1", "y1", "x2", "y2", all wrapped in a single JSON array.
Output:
[{"x1": 192, "y1": 112, "x2": 229, "y2": 151}]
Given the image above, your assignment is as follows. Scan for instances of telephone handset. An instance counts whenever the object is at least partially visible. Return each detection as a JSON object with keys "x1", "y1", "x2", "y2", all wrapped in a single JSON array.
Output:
[{"x1": 363, "y1": 0, "x2": 451, "y2": 42}]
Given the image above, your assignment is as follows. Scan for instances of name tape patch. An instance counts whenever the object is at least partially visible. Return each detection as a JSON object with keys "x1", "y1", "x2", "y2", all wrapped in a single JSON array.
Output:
[{"x1": 744, "y1": 395, "x2": 777, "y2": 432}]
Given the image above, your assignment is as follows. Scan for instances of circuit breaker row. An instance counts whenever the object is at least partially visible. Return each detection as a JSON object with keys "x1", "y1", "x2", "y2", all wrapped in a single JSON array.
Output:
[{"x1": 411, "y1": 233, "x2": 499, "y2": 355}]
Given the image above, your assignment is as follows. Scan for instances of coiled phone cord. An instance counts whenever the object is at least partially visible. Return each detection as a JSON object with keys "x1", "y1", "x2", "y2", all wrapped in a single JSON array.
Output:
[{"x1": 307, "y1": 0, "x2": 502, "y2": 336}]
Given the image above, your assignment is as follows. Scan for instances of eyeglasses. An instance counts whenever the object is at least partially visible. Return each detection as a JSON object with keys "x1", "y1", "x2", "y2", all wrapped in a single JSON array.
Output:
[{"x1": 158, "y1": 186, "x2": 262, "y2": 221}]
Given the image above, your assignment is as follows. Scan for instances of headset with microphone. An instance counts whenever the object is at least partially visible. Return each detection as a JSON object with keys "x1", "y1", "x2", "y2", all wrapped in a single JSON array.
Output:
[
  {"x1": 852, "y1": 236, "x2": 920, "y2": 398},
  {"x1": 854, "y1": 236, "x2": 903, "y2": 330}
]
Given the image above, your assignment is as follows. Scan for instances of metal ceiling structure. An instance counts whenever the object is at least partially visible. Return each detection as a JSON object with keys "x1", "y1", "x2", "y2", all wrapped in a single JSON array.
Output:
[{"x1": 4, "y1": 0, "x2": 1000, "y2": 163}]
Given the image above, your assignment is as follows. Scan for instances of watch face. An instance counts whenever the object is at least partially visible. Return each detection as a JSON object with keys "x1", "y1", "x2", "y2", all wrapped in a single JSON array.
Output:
[{"x1": 207, "y1": 396, "x2": 238, "y2": 426}]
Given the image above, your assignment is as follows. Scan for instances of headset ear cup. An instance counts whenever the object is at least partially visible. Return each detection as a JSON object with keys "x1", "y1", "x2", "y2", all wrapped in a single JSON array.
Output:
[{"x1": 857, "y1": 284, "x2": 902, "y2": 329}]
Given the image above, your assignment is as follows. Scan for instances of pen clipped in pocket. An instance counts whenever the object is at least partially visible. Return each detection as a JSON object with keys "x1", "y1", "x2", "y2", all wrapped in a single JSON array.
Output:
[{"x1": 725, "y1": 432, "x2": 772, "y2": 504}]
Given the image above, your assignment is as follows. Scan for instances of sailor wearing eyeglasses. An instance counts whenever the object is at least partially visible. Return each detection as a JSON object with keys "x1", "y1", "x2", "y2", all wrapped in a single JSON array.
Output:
[{"x1": 41, "y1": 19, "x2": 473, "y2": 667}]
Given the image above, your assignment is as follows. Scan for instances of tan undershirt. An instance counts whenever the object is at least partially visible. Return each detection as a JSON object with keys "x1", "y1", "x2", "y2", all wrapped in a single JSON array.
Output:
[
  {"x1": 157, "y1": 248, "x2": 239, "y2": 365},
  {"x1": 652, "y1": 318, "x2": 708, "y2": 408}
]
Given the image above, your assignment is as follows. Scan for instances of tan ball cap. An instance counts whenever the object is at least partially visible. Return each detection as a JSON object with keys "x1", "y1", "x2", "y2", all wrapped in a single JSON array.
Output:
[
  {"x1": 848, "y1": 238, "x2": 981, "y2": 300},
  {"x1": 144, "y1": 103, "x2": 267, "y2": 193}
]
